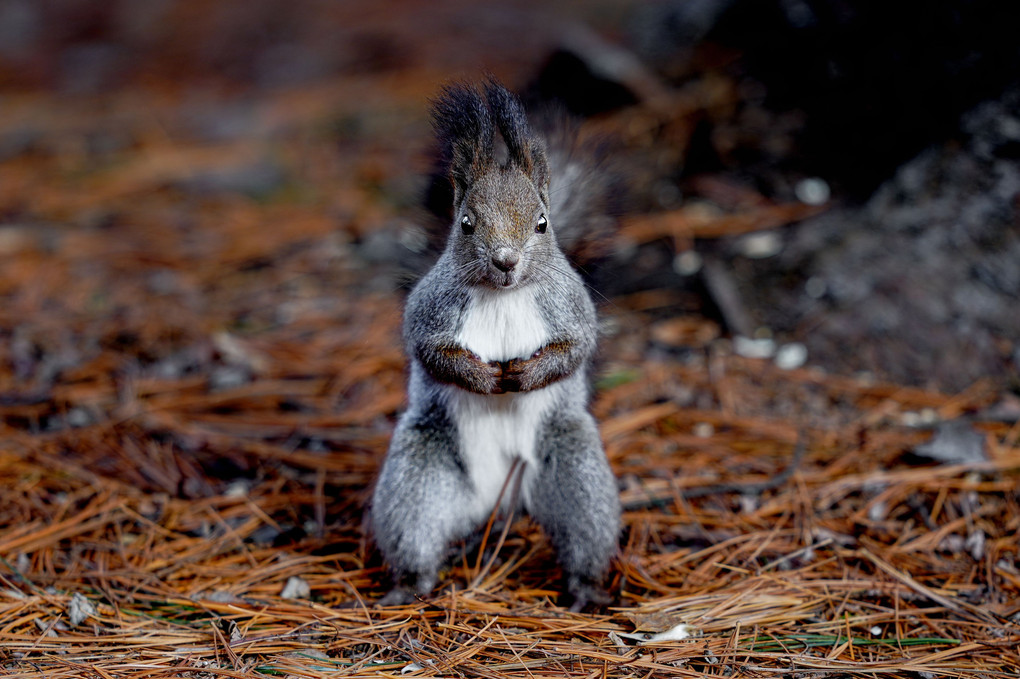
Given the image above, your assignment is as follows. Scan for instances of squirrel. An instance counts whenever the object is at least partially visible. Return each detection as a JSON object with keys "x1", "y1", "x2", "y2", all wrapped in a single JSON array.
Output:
[{"x1": 371, "y1": 78, "x2": 621, "y2": 610}]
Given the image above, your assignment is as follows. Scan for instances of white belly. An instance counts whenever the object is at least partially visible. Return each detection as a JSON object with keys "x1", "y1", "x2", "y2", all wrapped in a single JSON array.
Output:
[
  {"x1": 447, "y1": 286, "x2": 558, "y2": 520},
  {"x1": 455, "y1": 286, "x2": 547, "y2": 363},
  {"x1": 444, "y1": 382, "x2": 564, "y2": 521}
]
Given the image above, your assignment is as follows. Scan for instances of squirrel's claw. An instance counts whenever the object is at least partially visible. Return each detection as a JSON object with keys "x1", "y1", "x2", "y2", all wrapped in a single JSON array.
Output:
[{"x1": 498, "y1": 357, "x2": 533, "y2": 392}]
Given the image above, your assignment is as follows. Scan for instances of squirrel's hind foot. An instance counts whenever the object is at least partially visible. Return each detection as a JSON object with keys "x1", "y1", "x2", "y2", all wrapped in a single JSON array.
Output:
[
  {"x1": 376, "y1": 571, "x2": 437, "y2": 607},
  {"x1": 376, "y1": 586, "x2": 419, "y2": 607},
  {"x1": 565, "y1": 574, "x2": 613, "y2": 612}
]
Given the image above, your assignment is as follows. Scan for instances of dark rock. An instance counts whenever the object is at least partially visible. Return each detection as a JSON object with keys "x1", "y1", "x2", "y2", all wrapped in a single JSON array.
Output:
[
  {"x1": 632, "y1": 0, "x2": 1020, "y2": 196},
  {"x1": 738, "y1": 86, "x2": 1020, "y2": 390},
  {"x1": 913, "y1": 421, "x2": 987, "y2": 465}
]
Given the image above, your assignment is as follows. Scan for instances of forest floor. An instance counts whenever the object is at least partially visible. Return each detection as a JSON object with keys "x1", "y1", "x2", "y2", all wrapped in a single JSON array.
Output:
[{"x1": 2, "y1": 2, "x2": 1019, "y2": 677}]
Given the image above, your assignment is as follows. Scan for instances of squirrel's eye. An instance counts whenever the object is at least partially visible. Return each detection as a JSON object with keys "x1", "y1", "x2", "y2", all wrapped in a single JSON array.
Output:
[
  {"x1": 536, "y1": 214, "x2": 547, "y2": 234},
  {"x1": 460, "y1": 215, "x2": 474, "y2": 235}
]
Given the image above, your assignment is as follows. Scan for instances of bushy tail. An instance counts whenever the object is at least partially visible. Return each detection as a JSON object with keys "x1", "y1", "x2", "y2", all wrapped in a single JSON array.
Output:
[{"x1": 538, "y1": 113, "x2": 618, "y2": 262}]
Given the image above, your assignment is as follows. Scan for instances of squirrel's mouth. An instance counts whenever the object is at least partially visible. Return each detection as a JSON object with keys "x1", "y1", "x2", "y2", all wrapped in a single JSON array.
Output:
[
  {"x1": 482, "y1": 271, "x2": 518, "y2": 289},
  {"x1": 482, "y1": 265, "x2": 520, "y2": 289}
]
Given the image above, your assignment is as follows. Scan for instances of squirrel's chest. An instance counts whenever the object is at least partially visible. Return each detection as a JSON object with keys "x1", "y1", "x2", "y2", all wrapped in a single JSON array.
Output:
[{"x1": 455, "y1": 287, "x2": 548, "y2": 363}]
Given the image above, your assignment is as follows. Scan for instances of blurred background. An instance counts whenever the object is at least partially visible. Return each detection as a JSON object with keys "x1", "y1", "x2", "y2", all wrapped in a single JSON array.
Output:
[
  {"x1": 2, "y1": 0, "x2": 1019, "y2": 427},
  {"x1": 2, "y1": 5, "x2": 1020, "y2": 662}
]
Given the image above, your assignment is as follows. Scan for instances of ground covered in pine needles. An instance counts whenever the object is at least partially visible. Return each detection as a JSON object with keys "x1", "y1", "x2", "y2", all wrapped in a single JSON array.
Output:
[{"x1": 3, "y1": 3, "x2": 1020, "y2": 677}]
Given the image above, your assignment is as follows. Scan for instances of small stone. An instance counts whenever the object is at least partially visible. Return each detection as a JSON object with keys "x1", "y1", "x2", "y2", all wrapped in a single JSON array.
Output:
[
  {"x1": 673, "y1": 249, "x2": 702, "y2": 275},
  {"x1": 939, "y1": 534, "x2": 965, "y2": 553},
  {"x1": 224, "y1": 480, "x2": 250, "y2": 498},
  {"x1": 738, "y1": 231, "x2": 783, "y2": 259},
  {"x1": 739, "y1": 495, "x2": 758, "y2": 514},
  {"x1": 401, "y1": 659, "x2": 434, "y2": 674},
  {"x1": 914, "y1": 420, "x2": 987, "y2": 464},
  {"x1": 795, "y1": 177, "x2": 831, "y2": 205},
  {"x1": 693, "y1": 422, "x2": 714, "y2": 438},
  {"x1": 67, "y1": 592, "x2": 97, "y2": 627},
  {"x1": 644, "y1": 622, "x2": 696, "y2": 642},
  {"x1": 733, "y1": 335, "x2": 776, "y2": 359},
  {"x1": 66, "y1": 407, "x2": 92, "y2": 428},
  {"x1": 901, "y1": 411, "x2": 921, "y2": 427},
  {"x1": 281, "y1": 576, "x2": 311, "y2": 600},
  {"x1": 965, "y1": 530, "x2": 986, "y2": 560},
  {"x1": 774, "y1": 342, "x2": 808, "y2": 370}
]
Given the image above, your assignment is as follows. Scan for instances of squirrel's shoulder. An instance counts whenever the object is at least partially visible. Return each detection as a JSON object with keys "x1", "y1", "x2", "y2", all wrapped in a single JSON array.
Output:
[{"x1": 404, "y1": 257, "x2": 467, "y2": 322}]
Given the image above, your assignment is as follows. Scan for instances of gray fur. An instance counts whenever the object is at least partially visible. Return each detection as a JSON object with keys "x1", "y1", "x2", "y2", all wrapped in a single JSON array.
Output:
[{"x1": 371, "y1": 80, "x2": 620, "y2": 608}]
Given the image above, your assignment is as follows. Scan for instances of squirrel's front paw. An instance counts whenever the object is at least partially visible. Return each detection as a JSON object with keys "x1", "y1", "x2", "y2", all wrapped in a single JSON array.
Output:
[
  {"x1": 455, "y1": 353, "x2": 506, "y2": 394},
  {"x1": 498, "y1": 358, "x2": 529, "y2": 392},
  {"x1": 500, "y1": 354, "x2": 545, "y2": 392},
  {"x1": 483, "y1": 360, "x2": 509, "y2": 394}
]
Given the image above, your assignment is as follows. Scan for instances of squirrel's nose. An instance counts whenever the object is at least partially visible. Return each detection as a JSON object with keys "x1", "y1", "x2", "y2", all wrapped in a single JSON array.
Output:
[{"x1": 491, "y1": 248, "x2": 520, "y2": 272}]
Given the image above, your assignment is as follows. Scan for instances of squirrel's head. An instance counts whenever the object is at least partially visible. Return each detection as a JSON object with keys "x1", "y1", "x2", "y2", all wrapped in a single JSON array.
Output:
[{"x1": 432, "y1": 79, "x2": 554, "y2": 290}]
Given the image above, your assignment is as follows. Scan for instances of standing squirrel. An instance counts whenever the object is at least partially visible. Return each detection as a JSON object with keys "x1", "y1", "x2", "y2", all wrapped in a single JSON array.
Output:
[{"x1": 371, "y1": 78, "x2": 620, "y2": 609}]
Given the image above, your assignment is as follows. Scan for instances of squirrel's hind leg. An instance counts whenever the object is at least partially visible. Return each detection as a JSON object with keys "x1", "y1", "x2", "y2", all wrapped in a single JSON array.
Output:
[
  {"x1": 371, "y1": 408, "x2": 471, "y2": 605},
  {"x1": 528, "y1": 412, "x2": 621, "y2": 610}
]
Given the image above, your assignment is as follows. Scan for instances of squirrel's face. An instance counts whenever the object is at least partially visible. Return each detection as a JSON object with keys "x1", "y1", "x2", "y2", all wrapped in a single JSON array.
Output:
[{"x1": 451, "y1": 166, "x2": 552, "y2": 290}]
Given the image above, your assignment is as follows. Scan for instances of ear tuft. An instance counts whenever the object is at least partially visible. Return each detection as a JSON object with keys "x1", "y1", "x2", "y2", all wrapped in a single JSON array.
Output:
[
  {"x1": 431, "y1": 83, "x2": 494, "y2": 202},
  {"x1": 432, "y1": 78, "x2": 549, "y2": 204},
  {"x1": 484, "y1": 77, "x2": 549, "y2": 196}
]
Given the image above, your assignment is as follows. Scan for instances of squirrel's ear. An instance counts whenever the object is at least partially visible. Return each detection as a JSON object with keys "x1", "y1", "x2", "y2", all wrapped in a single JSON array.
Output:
[
  {"x1": 530, "y1": 144, "x2": 550, "y2": 205},
  {"x1": 485, "y1": 79, "x2": 549, "y2": 201},
  {"x1": 432, "y1": 84, "x2": 494, "y2": 205}
]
